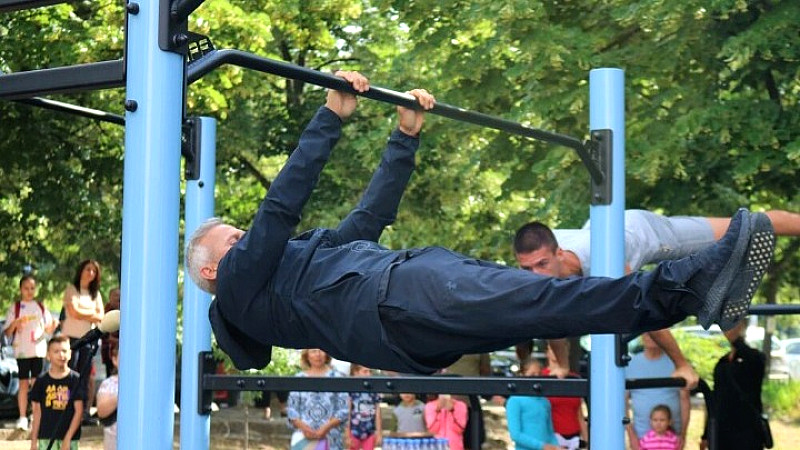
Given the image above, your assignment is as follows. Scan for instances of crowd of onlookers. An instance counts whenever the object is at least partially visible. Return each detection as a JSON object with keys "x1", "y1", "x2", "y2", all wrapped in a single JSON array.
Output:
[
  {"x1": 277, "y1": 327, "x2": 768, "y2": 450},
  {"x1": 3, "y1": 261, "x2": 120, "y2": 450}
]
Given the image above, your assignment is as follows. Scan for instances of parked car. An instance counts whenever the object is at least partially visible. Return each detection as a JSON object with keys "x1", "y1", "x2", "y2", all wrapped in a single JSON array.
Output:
[{"x1": 783, "y1": 338, "x2": 800, "y2": 380}]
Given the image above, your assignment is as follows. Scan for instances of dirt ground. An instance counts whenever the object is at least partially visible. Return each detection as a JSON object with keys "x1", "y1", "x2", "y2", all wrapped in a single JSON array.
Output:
[{"x1": 4, "y1": 404, "x2": 799, "y2": 449}]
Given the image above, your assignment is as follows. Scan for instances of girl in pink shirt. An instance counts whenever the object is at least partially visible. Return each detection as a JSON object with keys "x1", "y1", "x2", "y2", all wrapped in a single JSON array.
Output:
[
  {"x1": 424, "y1": 394, "x2": 468, "y2": 450},
  {"x1": 638, "y1": 404, "x2": 680, "y2": 450}
]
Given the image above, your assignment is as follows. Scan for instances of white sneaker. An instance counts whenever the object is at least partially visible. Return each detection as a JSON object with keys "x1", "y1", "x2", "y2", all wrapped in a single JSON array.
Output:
[{"x1": 15, "y1": 416, "x2": 28, "y2": 430}]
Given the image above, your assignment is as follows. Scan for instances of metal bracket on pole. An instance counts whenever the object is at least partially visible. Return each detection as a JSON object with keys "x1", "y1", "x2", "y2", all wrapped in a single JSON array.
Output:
[
  {"x1": 181, "y1": 117, "x2": 202, "y2": 180},
  {"x1": 198, "y1": 351, "x2": 215, "y2": 415},
  {"x1": 615, "y1": 334, "x2": 631, "y2": 367},
  {"x1": 587, "y1": 129, "x2": 612, "y2": 205},
  {"x1": 159, "y1": 0, "x2": 189, "y2": 54}
]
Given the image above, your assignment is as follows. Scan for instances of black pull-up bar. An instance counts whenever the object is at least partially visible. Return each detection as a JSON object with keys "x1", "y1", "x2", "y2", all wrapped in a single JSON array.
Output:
[
  {"x1": 16, "y1": 97, "x2": 125, "y2": 125},
  {"x1": 186, "y1": 49, "x2": 605, "y2": 185}
]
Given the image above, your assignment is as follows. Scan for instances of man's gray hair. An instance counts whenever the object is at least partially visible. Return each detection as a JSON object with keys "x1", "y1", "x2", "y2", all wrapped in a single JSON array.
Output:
[{"x1": 185, "y1": 217, "x2": 224, "y2": 294}]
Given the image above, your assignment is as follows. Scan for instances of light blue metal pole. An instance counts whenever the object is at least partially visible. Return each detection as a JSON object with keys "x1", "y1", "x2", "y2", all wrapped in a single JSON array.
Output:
[
  {"x1": 588, "y1": 68, "x2": 626, "y2": 449},
  {"x1": 118, "y1": 1, "x2": 184, "y2": 449},
  {"x1": 180, "y1": 117, "x2": 217, "y2": 450}
]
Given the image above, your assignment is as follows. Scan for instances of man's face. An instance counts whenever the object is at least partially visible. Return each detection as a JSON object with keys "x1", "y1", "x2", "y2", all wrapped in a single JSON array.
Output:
[
  {"x1": 200, "y1": 224, "x2": 245, "y2": 282},
  {"x1": 515, "y1": 247, "x2": 564, "y2": 277}
]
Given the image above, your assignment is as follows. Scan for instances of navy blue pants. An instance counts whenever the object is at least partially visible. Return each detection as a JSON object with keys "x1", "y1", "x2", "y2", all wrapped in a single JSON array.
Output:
[{"x1": 379, "y1": 247, "x2": 698, "y2": 367}]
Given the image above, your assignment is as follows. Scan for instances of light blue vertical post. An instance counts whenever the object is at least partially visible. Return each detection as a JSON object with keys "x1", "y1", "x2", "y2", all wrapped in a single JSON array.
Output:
[
  {"x1": 588, "y1": 68, "x2": 626, "y2": 450},
  {"x1": 180, "y1": 117, "x2": 216, "y2": 450},
  {"x1": 118, "y1": 1, "x2": 184, "y2": 449}
]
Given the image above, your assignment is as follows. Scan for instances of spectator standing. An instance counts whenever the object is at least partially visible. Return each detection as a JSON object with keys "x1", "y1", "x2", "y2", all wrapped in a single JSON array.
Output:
[
  {"x1": 701, "y1": 319, "x2": 767, "y2": 450},
  {"x1": 287, "y1": 349, "x2": 349, "y2": 450},
  {"x1": 61, "y1": 260, "x2": 104, "y2": 424},
  {"x1": 393, "y1": 393, "x2": 427, "y2": 435},
  {"x1": 3, "y1": 275, "x2": 58, "y2": 430},
  {"x1": 348, "y1": 364, "x2": 382, "y2": 450},
  {"x1": 445, "y1": 354, "x2": 490, "y2": 449},
  {"x1": 96, "y1": 344, "x2": 119, "y2": 450},
  {"x1": 638, "y1": 405, "x2": 680, "y2": 450},
  {"x1": 425, "y1": 394, "x2": 467, "y2": 450},
  {"x1": 505, "y1": 360, "x2": 559, "y2": 450},
  {"x1": 29, "y1": 336, "x2": 86, "y2": 450},
  {"x1": 625, "y1": 331, "x2": 689, "y2": 449},
  {"x1": 100, "y1": 288, "x2": 120, "y2": 378},
  {"x1": 541, "y1": 344, "x2": 587, "y2": 449}
]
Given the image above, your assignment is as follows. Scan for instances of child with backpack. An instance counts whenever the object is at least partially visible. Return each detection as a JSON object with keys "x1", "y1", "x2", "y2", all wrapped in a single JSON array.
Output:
[{"x1": 2, "y1": 275, "x2": 59, "y2": 430}]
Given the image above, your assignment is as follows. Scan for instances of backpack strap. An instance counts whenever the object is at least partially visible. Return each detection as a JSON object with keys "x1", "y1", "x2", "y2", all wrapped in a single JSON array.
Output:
[{"x1": 14, "y1": 301, "x2": 45, "y2": 318}]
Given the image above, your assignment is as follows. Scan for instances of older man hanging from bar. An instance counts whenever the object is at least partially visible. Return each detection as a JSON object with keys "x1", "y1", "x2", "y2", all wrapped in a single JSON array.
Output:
[{"x1": 185, "y1": 71, "x2": 775, "y2": 376}]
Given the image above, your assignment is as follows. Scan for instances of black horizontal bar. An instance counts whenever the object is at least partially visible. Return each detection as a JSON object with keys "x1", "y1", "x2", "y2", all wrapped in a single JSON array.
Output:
[
  {"x1": 625, "y1": 377, "x2": 685, "y2": 390},
  {"x1": 0, "y1": 60, "x2": 125, "y2": 100},
  {"x1": 0, "y1": 0, "x2": 67, "y2": 12},
  {"x1": 187, "y1": 49, "x2": 590, "y2": 159},
  {"x1": 204, "y1": 374, "x2": 689, "y2": 397},
  {"x1": 16, "y1": 97, "x2": 125, "y2": 125},
  {"x1": 748, "y1": 304, "x2": 800, "y2": 315},
  {"x1": 203, "y1": 375, "x2": 589, "y2": 398}
]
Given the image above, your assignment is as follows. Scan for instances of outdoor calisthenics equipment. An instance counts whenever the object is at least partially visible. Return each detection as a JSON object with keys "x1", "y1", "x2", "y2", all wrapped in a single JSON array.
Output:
[
  {"x1": 6, "y1": 2, "x2": 789, "y2": 450},
  {"x1": 1, "y1": 2, "x2": 623, "y2": 449}
]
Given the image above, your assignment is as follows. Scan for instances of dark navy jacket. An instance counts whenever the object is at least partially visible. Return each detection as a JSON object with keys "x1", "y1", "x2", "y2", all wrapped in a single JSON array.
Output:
[{"x1": 209, "y1": 107, "x2": 434, "y2": 374}]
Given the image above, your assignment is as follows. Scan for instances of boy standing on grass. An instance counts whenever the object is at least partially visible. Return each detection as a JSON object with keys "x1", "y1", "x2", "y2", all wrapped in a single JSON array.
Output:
[{"x1": 29, "y1": 335, "x2": 86, "y2": 450}]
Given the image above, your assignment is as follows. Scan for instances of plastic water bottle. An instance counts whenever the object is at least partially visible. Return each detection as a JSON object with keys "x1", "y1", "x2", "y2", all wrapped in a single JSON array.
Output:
[{"x1": 383, "y1": 438, "x2": 395, "y2": 450}]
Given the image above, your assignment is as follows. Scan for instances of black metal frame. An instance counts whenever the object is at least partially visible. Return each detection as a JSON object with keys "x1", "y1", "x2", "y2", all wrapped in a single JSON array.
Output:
[
  {"x1": 15, "y1": 97, "x2": 125, "y2": 125},
  {"x1": 184, "y1": 48, "x2": 612, "y2": 202},
  {"x1": 199, "y1": 352, "x2": 686, "y2": 413},
  {"x1": 0, "y1": 60, "x2": 125, "y2": 100},
  {"x1": 0, "y1": 0, "x2": 67, "y2": 12}
]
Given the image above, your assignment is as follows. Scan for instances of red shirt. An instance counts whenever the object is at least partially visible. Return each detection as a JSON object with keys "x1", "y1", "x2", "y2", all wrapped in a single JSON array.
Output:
[{"x1": 541, "y1": 367, "x2": 583, "y2": 436}]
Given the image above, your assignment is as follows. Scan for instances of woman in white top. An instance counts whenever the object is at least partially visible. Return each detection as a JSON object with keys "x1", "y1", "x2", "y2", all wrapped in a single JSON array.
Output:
[{"x1": 61, "y1": 259, "x2": 104, "y2": 420}]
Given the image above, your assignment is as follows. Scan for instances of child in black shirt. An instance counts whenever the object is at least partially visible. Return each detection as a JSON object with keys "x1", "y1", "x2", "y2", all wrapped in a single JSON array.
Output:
[{"x1": 30, "y1": 335, "x2": 86, "y2": 450}]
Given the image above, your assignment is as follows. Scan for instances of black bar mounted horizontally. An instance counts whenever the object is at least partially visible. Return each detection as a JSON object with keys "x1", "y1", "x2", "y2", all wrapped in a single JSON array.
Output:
[
  {"x1": 203, "y1": 373, "x2": 589, "y2": 398},
  {"x1": 585, "y1": 129, "x2": 612, "y2": 205},
  {"x1": 198, "y1": 354, "x2": 689, "y2": 416},
  {"x1": 625, "y1": 377, "x2": 686, "y2": 390},
  {"x1": 182, "y1": 117, "x2": 202, "y2": 180},
  {"x1": 15, "y1": 97, "x2": 125, "y2": 125},
  {"x1": 0, "y1": 60, "x2": 125, "y2": 100},
  {"x1": 186, "y1": 49, "x2": 603, "y2": 170},
  {"x1": 0, "y1": 0, "x2": 66, "y2": 12},
  {"x1": 748, "y1": 303, "x2": 800, "y2": 315}
]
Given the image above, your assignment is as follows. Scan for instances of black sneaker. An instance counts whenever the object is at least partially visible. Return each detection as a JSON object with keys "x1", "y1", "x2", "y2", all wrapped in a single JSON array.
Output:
[
  {"x1": 687, "y1": 208, "x2": 751, "y2": 329},
  {"x1": 716, "y1": 211, "x2": 775, "y2": 330}
]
